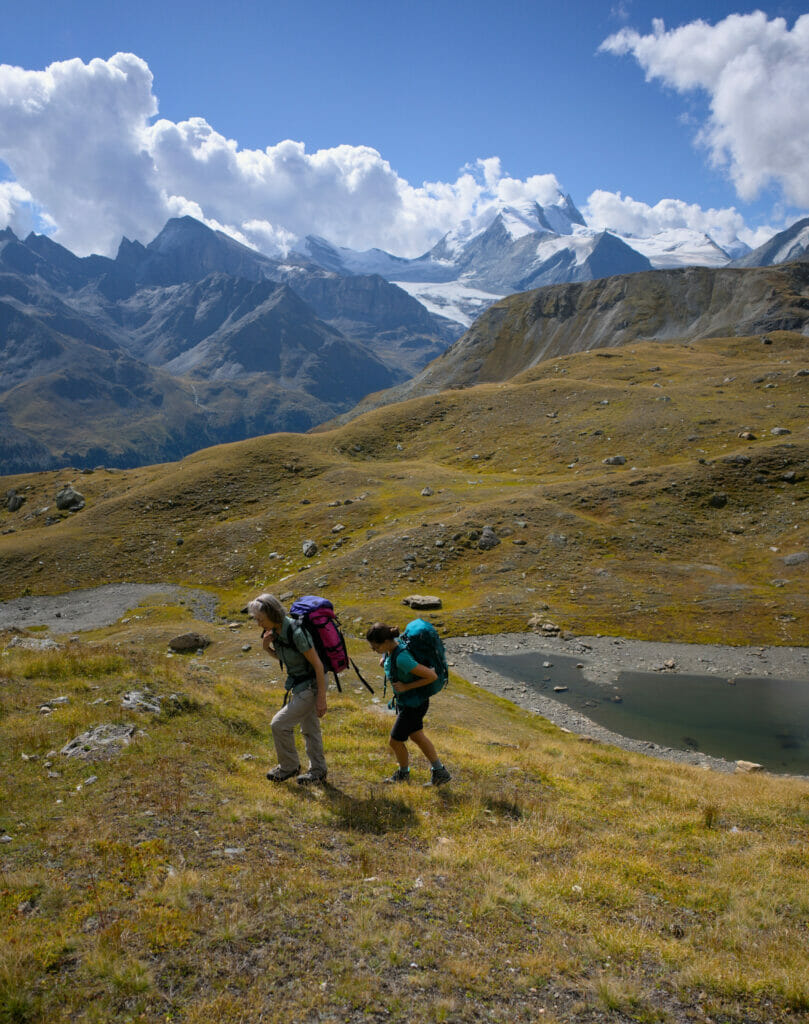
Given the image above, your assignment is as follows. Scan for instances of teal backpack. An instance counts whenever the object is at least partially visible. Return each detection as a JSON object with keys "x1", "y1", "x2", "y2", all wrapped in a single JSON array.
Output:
[{"x1": 387, "y1": 619, "x2": 449, "y2": 708}]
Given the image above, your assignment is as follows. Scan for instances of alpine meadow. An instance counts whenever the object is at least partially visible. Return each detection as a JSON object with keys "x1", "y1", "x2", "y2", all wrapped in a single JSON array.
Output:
[{"x1": 3, "y1": 6, "x2": 809, "y2": 1022}]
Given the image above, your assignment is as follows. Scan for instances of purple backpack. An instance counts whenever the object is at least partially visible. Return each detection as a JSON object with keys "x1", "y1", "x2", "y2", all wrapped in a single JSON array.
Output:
[{"x1": 289, "y1": 596, "x2": 373, "y2": 694}]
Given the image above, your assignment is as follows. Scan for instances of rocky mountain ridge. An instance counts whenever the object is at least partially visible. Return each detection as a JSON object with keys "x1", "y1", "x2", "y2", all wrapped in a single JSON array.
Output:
[
  {"x1": 0, "y1": 218, "x2": 459, "y2": 472},
  {"x1": 327, "y1": 260, "x2": 809, "y2": 422}
]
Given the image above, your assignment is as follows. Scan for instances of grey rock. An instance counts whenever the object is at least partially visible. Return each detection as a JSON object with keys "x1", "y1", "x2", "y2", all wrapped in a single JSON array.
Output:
[
  {"x1": 302, "y1": 539, "x2": 318, "y2": 557},
  {"x1": 55, "y1": 485, "x2": 85, "y2": 512},
  {"x1": 168, "y1": 632, "x2": 211, "y2": 652},
  {"x1": 771, "y1": 427, "x2": 791, "y2": 436},
  {"x1": 421, "y1": 487, "x2": 434, "y2": 496},
  {"x1": 477, "y1": 527, "x2": 501, "y2": 550},
  {"x1": 61, "y1": 723, "x2": 137, "y2": 760},
  {"x1": 8, "y1": 636, "x2": 60, "y2": 651},
  {"x1": 402, "y1": 595, "x2": 443, "y2": 610},
  {"x1": 7, "y1": 492, "x2": 25, "y2": 512},
  {"x1": 121, "y1": 690, "x2": 162, "y2": 714},
  {"x1": 603, "y1": 455, "x2": 626, "y2": 465},
  {"x1": 707, "y1": 493, "x2": 728, "y2": 509},
  {"x1": 782, "y1": 552, "x2": 809, "y2": 566}
]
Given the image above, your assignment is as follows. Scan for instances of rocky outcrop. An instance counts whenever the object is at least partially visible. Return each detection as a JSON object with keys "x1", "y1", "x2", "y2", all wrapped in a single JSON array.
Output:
[{"x1": 332, "y1": 260, "x2": 809, "y2": 420}]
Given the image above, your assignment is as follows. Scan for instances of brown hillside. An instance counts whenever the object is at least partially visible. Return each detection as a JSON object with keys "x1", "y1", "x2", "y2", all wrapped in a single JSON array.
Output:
[
  {"x1": 1, "y1": 333, "x2": 808, "y2": 646},
  {"x1": 332, "y1": 261, "x2": 809, "y2": 423}
]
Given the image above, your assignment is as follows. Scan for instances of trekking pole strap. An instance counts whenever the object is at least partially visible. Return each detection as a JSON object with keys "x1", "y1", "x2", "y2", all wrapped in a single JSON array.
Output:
[{"x1": 350, "y1": 658, "x2": 375, "y2": 694}]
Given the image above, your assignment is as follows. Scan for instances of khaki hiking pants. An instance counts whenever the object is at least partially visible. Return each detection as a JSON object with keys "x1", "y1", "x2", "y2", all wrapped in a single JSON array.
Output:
[{"x1": 270, "y1": 687, "x2": 327, "y2": 775}]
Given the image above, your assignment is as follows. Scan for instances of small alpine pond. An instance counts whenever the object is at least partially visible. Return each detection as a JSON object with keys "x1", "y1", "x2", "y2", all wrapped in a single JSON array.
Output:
[{"x1": 470, "y1": 651, "x2": 809, "y2": 775}]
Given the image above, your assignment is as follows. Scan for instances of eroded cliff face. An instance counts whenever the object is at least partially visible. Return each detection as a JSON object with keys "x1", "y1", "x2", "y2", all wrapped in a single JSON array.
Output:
[{"x1": 334, "y1": 262, "x2": 809, "y2": 421}]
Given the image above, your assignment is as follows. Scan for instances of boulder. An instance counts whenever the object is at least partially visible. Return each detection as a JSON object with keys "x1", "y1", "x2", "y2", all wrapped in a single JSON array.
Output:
[
  {"x1": 477, "y1": 527, "x2": 500, "y2": 551},
  {"x1": 7, "y1": 491, "x2": 25, "y2": 512},
  {"x1": 302, "y1": 539, "x2": 318, "y2": 557},
  {"x1": 168, "y1": 632, "x2": 211, "y2": 652},
  {"x1": 55, "y1": 485, "x2": 85, "y2": 512},
  {"x1": 402, "y1": 595, "x2": 443, "y2": 610},
  {"x1": 603, "y1": 455, "x2": 626, "y2": 466},
  {"x1": 735, "y1": 760, "x2": 764, "y2": 773}
]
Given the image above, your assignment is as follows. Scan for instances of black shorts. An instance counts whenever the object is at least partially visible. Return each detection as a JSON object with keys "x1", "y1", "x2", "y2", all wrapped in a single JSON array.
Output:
[{"x1": 391, "y1": 699, "x2": 430, "y2": 742}]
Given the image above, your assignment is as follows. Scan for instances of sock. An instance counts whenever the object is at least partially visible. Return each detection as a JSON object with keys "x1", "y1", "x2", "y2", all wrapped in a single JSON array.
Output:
[{"x1": 431, "y1": 759, "x2": 444, "y2": 769}]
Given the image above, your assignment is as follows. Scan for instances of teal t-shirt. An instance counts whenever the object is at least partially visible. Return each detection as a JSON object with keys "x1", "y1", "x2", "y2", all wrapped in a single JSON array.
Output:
[{"x1": 384, "y1": 644, "x2": 419, "y2": 684}]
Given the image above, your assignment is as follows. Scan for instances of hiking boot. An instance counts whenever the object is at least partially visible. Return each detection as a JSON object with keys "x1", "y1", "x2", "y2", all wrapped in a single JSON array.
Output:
[
  {"x1": 426, "y1": 765, "x2": 451, "y2": 786},
  {"x1": 383, "y1": 766, "x2": 410, "y2": 784},
  {"x1": 296, "y1": 770, "x2": 327, "y2": 786},
  {"x1": 266, "y1": 765, "x2": 300, "y2": 782}
]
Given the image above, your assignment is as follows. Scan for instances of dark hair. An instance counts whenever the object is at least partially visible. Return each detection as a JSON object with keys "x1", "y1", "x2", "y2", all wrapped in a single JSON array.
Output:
[{"x1": 365, "y1": 622, "x2": 400, "y2": 644}]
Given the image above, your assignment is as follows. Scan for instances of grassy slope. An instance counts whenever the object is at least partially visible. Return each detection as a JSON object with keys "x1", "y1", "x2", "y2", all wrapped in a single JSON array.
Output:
[
  {"x1": 1, "y1": 640, "x2": 807, "y2": 1024},
  {"x1": 2, "y1": 333, "x2": 808, "y2": 645},
  {"x1": 2, "y1": 334, "x2": 809, "y2": 1023}
]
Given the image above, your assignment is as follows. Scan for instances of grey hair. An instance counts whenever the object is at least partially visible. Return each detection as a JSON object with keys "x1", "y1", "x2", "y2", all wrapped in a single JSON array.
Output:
[{"x1": 246, "y1": 593, "x2": 286, "y2": 624}]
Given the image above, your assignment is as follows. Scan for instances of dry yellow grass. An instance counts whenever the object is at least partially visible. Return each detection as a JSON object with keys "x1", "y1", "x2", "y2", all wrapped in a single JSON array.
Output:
[{"x1": 1, "y1": 636, "x2": 808, "y2": 1023}]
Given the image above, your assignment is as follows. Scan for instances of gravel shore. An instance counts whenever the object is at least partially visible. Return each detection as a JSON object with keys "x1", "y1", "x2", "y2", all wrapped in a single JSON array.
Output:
[{"x1": 0, "y1": 583, "x2": 218, "y2": 633}]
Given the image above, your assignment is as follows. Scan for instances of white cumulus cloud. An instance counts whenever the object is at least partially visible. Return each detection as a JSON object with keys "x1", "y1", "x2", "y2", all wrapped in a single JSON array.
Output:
[
  {"x1": 0, "y1": 180, "x2": 53, "y2": 238},
  {"x1": 0, "y1": 53, "x2": 570, "y2": 259},
  {"x1": 583, "y1": 189, "x2": 773, "y2": 248},
  {"x1": 601, "y1": 11, "x2": 809, "y2": 207}
]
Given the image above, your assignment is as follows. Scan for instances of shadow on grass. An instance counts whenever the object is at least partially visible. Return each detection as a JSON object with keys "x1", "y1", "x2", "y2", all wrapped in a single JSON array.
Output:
[{"x1": 314, "y1": 784, "x2": 420, "y2": 834}]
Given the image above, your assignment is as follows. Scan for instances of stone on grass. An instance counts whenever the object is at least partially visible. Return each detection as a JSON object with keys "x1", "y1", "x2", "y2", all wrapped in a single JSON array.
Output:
[
  {"x1": 121, "y1": 691, "x2": 162, "y2": 714},
  {"x1": 402, "y1": 595, "x2": 443, "y2": 610},
  {"x1": 735, "y1": 760, "x2": 763, "y2": 773},
  {"x1": 302, "y1": 539, "x2": 318, "y2": 557},
  {"x1": 168, "y1": 632, "x2": 211, "y2": 652},
  {"x1": 477, "y1": 527, "x2": 500, "y2": 550},
  {"x1": 61, "y1": 724, "x2": 136, "y2": 761},
  {"x1": 55, "y1": 484, "x2": 85, "y2": 512}
]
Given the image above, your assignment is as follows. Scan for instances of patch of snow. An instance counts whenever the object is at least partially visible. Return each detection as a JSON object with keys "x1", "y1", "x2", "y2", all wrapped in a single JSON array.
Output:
[
  {"x1": 620, "y1": 229, "x2": 731, "y2": 269},
  {"x1": 773, "y1": 223, "x2": 809, "y2": 263},
  {"x1": 395, "y1": 280, "x2": 503, "y2": 327},
  {"x1": 535, "y1": 232, "x2": 594, "y2": 268}
]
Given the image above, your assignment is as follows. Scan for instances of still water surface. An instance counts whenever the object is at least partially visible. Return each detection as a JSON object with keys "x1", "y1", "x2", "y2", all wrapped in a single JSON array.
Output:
[{"x1": 470, "y1": 651, "x2": 809, "y2": 775}]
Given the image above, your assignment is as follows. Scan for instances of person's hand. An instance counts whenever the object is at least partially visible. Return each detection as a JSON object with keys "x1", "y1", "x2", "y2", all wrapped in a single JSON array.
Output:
[
  {"x1": 316, "y1": 694, "x2": 327, "y2": 718},
  {"x1": 262, "y1": 632, "x2": 276, "y2": 655}
]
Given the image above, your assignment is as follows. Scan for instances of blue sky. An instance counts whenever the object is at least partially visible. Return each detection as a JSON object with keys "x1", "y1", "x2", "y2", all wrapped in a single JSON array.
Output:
[{"x1": 1, "y1": 1, "x2": 808, "y2": 257}]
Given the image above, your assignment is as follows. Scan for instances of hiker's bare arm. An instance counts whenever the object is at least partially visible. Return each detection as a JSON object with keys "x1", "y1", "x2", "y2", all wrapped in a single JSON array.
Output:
[
  {"x1": 392, "y1": 663, "x2": 437, "y2": 692},
  {"x1": 261, "y1": 630, "x2": 280, "y2": 659}
]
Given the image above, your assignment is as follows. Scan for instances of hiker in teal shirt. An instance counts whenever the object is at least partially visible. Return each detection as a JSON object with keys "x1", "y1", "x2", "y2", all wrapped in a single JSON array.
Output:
[{"x1": 366, "y1": 622, "x2": 451, "y2": 786}]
